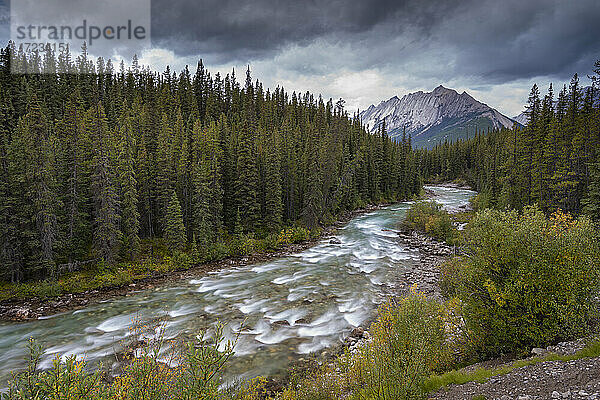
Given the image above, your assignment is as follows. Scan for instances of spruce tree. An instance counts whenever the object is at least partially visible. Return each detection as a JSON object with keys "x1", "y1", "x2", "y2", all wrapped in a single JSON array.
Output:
[
  {"x1": 236, "y1": 76, "x2": 260, "y2": 231},
  {"x1": 118, "y1": 117, "x2": 141, "y2": 258},
  {"x1": 157, "y1": 113, "x2": 175, "y2": 232},
  {"x1": 263, "y1": 128, "x2": 283, "y2": 230},
  {"x1": 0, "y1": 91, "x2": 23, "y2": 282},
  {"x1": 164, "y1": 191, "x2": 186, "y2": 252},
  {"x1": 86, "y1": 103, "x2": 121, "y2": 263},
  {"x1": 21, "y1": 94, "x2": 60, "y2": 276},
  {"x1": 191, "y1": 119, "x2": 223, "y2": 243},
  {"x1": 302, "y1": 122, "x2": 323, "y2": 229}
]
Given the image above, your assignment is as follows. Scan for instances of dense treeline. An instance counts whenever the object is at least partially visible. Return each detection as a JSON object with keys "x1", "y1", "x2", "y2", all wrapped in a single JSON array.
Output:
[
  {"x1": 418, "y1": 62, "x2": 600, "y2": 218},
  {"x1": 0, "y1": 43, "x2": 420, "y2": 283}
]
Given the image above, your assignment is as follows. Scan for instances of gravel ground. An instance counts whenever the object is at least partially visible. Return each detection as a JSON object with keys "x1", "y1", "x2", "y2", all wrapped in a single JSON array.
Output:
[
  {"x1": 395, "y1": 229, "x2": 454, "y2": 301},
  {"x1": 429, "y1": 354, "x2": 600, "y2": 400}
]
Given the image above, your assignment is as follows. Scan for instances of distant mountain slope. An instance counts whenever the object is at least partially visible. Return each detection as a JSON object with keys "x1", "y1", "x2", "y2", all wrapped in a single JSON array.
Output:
[
  {"x1": 360, "y1": 85, "x2": 515, "y2": 148},
  {"x1": 512, "y1": 112, "x2": 529, "y2": 126}
]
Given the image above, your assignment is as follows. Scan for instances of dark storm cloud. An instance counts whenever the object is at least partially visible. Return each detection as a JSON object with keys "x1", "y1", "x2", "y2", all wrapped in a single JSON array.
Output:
[
  {"x1": 0, "y1": 0, "x2": 597, "y2": 87},
  {"x1": 431, "y1": 0, "x2": 600, "y2": 82},
  {"x1": 151, "y1": 0, "x2": 600, "y2": 82},
  {"x1": 150, "y1": 0, "x2": 463, "y2": 62},
  {"x1": 0, "y1": 0, "x2": 9, "y2": 44}
]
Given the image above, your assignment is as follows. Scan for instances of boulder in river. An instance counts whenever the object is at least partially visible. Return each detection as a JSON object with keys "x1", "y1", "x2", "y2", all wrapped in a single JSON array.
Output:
[{"x1": 351, "y1": 326, "x2": 365, "y2": 338}]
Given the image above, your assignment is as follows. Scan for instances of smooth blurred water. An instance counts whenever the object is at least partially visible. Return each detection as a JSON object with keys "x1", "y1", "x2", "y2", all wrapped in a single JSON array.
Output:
[{"x1": 0, "y1": 185, "x2": 474, "y2": 384}]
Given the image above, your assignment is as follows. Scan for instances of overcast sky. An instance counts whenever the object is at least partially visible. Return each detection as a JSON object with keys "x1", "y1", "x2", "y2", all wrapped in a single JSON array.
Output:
[{"x1": 1, "y1": 0, "x2": 599, "y2": 116}]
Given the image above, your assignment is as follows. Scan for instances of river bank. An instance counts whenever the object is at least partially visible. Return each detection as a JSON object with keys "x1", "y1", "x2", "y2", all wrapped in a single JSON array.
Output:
[
  {"x1": 343, "y1": 196, "x2": 600, "y2": 400},
  {"x1": 0, "y1": 204, "x2": 385, "y2": 322},
  {"x1": 256, "y1": 223, "x2": 459, "y2": 397}
]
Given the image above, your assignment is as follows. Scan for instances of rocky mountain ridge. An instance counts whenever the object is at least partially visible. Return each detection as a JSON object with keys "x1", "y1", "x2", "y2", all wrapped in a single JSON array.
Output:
[{"x1": 360, "y1": 85, "x2": 516, "y2": 148}]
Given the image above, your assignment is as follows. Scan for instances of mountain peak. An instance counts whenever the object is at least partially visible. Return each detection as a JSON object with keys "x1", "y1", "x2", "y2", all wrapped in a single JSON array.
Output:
[
  {"x1": 360, "y1": 85, "x2": 514, "y2": 148},
  {"x1": 432, "y1": 85, "x2": 452, "y2": 94}
]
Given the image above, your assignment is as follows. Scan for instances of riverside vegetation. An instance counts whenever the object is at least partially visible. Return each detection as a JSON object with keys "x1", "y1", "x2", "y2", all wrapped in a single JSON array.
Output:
[{"x1": 403, "y1": 200, "x2": 456, "y2": 244}]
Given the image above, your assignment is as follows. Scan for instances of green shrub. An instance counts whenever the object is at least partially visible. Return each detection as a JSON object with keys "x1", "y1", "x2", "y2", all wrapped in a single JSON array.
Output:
[
  {"x1": 171, "y1": 250, "x2": 193, "y2": 270},
  {"x1": 278, "y1": 366, "x2": 345, "y2": 400},
  {"x1": 208, "y1": 240, "x2": 234, "y2": 261},
  {"x1": 3, "y1": 339, "x2": 107, "y2": 400},
  {"x1": 405, "y1": 201, "x2": 455, "y2": 243},
  {"x1": 237, "y1": 235, "x2": 258, "y2": 256},
  {"x1": 443, "y1": 206, "x2": 600, "y2": 356},
  {"x1": 4, "y1": 322, "x2": 241, "y2": 400},
  {"x1": 261, "y1": 232, "x2": 280, "y2": 251},
  {"x1": 276, "y1": 227, "x2": 311, "y2": 246}
]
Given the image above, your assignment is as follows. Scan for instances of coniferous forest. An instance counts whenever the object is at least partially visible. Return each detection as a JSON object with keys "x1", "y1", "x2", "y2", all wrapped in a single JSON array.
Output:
[
  {"x1": 0, "y1": 44, "x2": 420, "y2": 284},
  {"x1": 418, "y1": 62, "x2": 600, "y2": 218}
]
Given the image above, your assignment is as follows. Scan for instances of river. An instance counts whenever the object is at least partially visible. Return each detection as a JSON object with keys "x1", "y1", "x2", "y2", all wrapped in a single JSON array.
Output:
[{"x1": 0, "y1": 185, "x2": 475, "y2": 385}]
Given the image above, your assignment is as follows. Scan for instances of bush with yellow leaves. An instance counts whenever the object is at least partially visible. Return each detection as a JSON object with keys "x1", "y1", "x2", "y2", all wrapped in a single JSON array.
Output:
[
  {"x1": 4, "y1": 321, "x2": 250, "y2": 400},
  {"x1": 276, "y1": 227, "x2": 311, "y2": 247},
  {"x1": 346, "y1": 292, "x2": 449, "y2": 400}
]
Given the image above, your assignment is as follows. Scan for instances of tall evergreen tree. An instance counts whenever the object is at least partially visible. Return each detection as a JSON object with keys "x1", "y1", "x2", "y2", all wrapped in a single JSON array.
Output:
[
  {"x1": 235, "y1": 71, "x2": 260, "y2": 231},
  {"x1": 86, "y1": 103, "x2": 120, "y2": 263},
  {"x1": 18, "y1": 94, "x2": 60, "y2": 276},
  {"x1": 263, "y1": 128, "x2": 283, "y2": 230},
  {"x1": 191, "y1": 119, "x2": 223, "y2": 243},
  {"x1": 164, "y1": 191, "x2": 186, "y2": 252},
  {"x1": 117, "y1": 116, "x2": 141, "y2": 258}
]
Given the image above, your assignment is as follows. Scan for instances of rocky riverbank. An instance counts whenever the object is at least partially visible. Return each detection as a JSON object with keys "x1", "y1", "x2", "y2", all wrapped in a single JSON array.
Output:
[
  {"x1": 395, "y1": 228, "x2": 454, "y2": 300},
  {"x1": 337, "y1": 228, "x2": 455, "y2": 359},
  {"x1": 257, "y1": 226, "x2": 458, "y2": 397}
]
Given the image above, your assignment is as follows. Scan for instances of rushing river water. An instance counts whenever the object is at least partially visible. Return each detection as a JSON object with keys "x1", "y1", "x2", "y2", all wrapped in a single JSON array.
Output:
[{"x1": 0, "y1": 186, "x2": 474, "y2": 385}]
